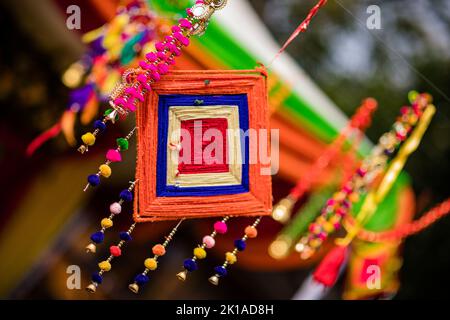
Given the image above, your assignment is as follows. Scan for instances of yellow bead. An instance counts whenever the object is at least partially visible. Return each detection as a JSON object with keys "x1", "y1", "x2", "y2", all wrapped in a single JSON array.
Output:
[
  {"x1": 323, "y1": 222, "x2": 334, "y2": 233},
  {"x1": 144, "y1": 258, "x2": 158, "y2": 270},
  {"x1": 81, "y1": 132, "x2": 96, "y2": 146},
  {"x1": 310, "y1": 238, "x2": 322, "y2": 248},
  {"x1": 349, "y1": 192, "x2": 360, "y2": 203},
  {"x1": 193, "y1": 247, "x2": 207, "y2": 260},
  {"x1": 99, "y1": 164, "x2": 112, "y2": 178},
  {"x1": 225, "y1": 252, "x2": 237, "y2": 264},
  {"x1": 98, "y1": 261, "x2": 111, "y2": 271},
  {"x1": 101, "y1": 218, "x2": 113, "y2": 229}
]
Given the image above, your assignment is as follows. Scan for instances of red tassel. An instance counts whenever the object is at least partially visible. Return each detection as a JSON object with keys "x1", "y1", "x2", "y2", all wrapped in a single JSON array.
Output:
[
  {"x1": 26, "y1": 122, "x2": 62, "y2": 157},
  {"x1": 313, "y1": 245, "x2": 348, "y2": 287}
]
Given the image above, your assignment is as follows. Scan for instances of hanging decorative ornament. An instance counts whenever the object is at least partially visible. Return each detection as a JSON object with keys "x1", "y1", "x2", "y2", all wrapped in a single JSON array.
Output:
[
  {"x1": 297, "y1": 92, "x2": 434, "y2": 260},
  {"x1": 85, "y1": 180, "x2": 138, "y2": 253}
]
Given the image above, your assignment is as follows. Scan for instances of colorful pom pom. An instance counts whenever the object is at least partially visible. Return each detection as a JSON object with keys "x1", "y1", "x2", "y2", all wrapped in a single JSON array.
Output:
[
  {"x1": 119, "y1": 231, "x2": 132, "y2": 241},
  {"x1": 88, "y1": 174, "x2": 100, "y2": 187},
  {"x1": 119, "y1": 189, "x2": 133, "y2": 202},
  {"x1": 144, "y1": 258, "x2": 158, "y2": 270},
  {"x1": 202, "y1": 235, "x2": 215, "y2": 249},
  {"x1": 110, "y1": 245, "x2": 121, "y2": 257},
  {"x1": 214, "y1": 266, "x2": 227, "y2": 277},
  {"x1": 90, "y1": 231, "x2": 104, "y2": 244},
  {"x1": 109, "y1": 202, "x2": 122, "y2": 215},
  {"x1": 135, "y1": 274, "x2": 149, "y2": 285},
  {"x1": 234, "y1": 239, "x2": 246, "y2": 251},
  {"x1": 244, "y1": 226, "x2": 258, "y2": 238},
  {"x1": 92, "y1": 273, "x2": 103, "y2": 284},
  {"x1": 183, "y1": 259, "x2": 197, "y2": 272},
  {"x1": 193, "y1": 247, "x2": 207, "y2": 260},
  {"x1": 101, "y1": 218, "x2": 113, "y2": 229},
  {"x1": 225, "y1": 252, "x2": 237, "y2": 264},
  {"x1": 98, "y1": 260, "x2": 111, "y2": 271},
  {"x1": 93, "y1": 120, "x2": 106, "y2": 132},
  {"x1": 106, "y1": 149, "x2": 122, "y2": 162},
  {"x1": 99, "y1": 164, "x2": 112, "y2": 178},
  {"x1": 152, "y1": 244, "x2": 166, "y2": 256},
  {"x1": 214, "y1": 221, "x2": 227, "y2": 234},
  {"x1": 81, "y1": 132, "x2": 96, "y2": 146}
]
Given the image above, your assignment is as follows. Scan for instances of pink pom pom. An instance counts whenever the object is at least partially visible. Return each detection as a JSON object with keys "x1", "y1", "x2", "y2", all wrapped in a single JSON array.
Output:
[
  {"x1": 214, "y1": 221, "x2": 227, "y2": 234},
  {"x1": 202, "y1": 235, "x2": 215, "y2": 249},
  {"x1": 106, "y1": 149, "x2": 122, "y2": 162},
  {"x1": 110, "y1": 245, "x2": 121, "y2": 257},
  {"x1": 109, "y1": 202, "x2": 122, "y2": 215}
]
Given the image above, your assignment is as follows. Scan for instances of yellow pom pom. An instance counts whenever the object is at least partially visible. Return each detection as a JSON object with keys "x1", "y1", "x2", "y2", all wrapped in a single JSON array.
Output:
[
  {"x1": 310, "y1": 238, "x2": 322, "y2": 248},
  {"x1": 144, "y1": 258, "x2": 158, "y2": 270},
  {"x1": 193, "y1": 247, "x2": 207, "y2": 260},
  {"x1": 101, "y1": 218, "x2": 113, "y2": 229},
  {"x1": 99, "y1": 164, "x2": 112, "y2": 178},
  {"x1": 81, "y1": 132, "x2": 96, "y2": 146},
  {"x1": 323, "y1": 222, "x2": 334, "y2": 233},
  {"x1": 98, "y1": 260, "x2": 111, "y2": 271},
  {"x1": 225, "y1": 252, "x2": 237, "y2": 264}
]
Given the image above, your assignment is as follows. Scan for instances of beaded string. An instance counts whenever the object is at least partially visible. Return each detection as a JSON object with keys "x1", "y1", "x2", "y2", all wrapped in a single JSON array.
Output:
[
  {"x1": 86, "y1": 180, "x2": 138, "y2": 253},
  {"x1": 355, "y1": 197, "x2": 450, "y2": 242},
  {"x1": 296, "y1": 92, "x2": 431, "y2": 259},
  {"x1": 83, "y1": 127, "x2": 137, "y2": 191},
  {"x1": 129, "y1": 219, "x2": 184, "y2": 293},
  {"x1": 209, "y1": 217, "x2": 261, "y2": 286},
  {"x1": 77, "y1": 0, "x2": 228, "y2": 154},
  {"x1": 271, "y1": 98, "x2": 377, "y2": 223},
  {"x1": 86, "y1": 222, "x2": 137, "y2": 293},
  {"x1": 176, "y1": 216, "x2": 230, "y2": 281}
]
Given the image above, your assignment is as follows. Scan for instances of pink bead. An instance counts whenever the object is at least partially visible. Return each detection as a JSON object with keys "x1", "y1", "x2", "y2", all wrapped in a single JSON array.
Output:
[
  {"x1": 145, "y1": 52, "x2": 157, "y2": 62},
  {"x1": 150, "y1": 71, "x2": 161, "y2": 81},
  {"x1": 137, "y1": 74, "x2": 151, "y2": 91},
  {"x1": 167, "y1": 43, "x2": 181, "y2": 56},
  {"x1": 179, "y1": 18, "x2": 192, "y2": 29},
  {"x1": 114, "y1": 97, "x2": 127, "y2": 107},
  {"x1": 171, "y1": 25, "x2": 181, "y2": 33},
  {"x1": 400, "y1": 106, "x2": 409, "y2": 115},
  {"x1": 164, "y1": 35, "x2": 175, "y2": 43},
  {"x1": 202, "y1": 235, "x2": 215, "y2": 249},
  {"x1": 326, "y1": 199, "x2": 335, "y2": 207},
  {"x1": 106, "y1": 149, "x2": 122, "y2": 162},
  {"x1": 124, "y1": 87, "x2": 144, "y2": 102},
  {"x1": 157, "y1": 51, "x2": 168, "y2": 61},
  {"x1": 125, "y1": 101, "x2": 137, "y2": 112},
  {"x1": 109, "y1": 202, "x2": 122, "y2": 215},
  {"x1": 173, "y1": 32, "x2": 190, "y2": 46},
  {"x1": 214, "y1": 221, "x2": 227, "y2": 234},
  {"x1": 157, "y1": 63, "x2": 169, "y2": 75},
  {"x1": 155, "y1": 41, "x2": 165, "y2": 52},
  {"x1": 110, "y1": 245, "x2": 121, "y2": 257},
  {"x1": 318, "y1": 232, "x2": 327, "y2": 241},
  {"x1": 186, "y1": 8, "x2": 193, "y2": 16},
  {"x1": 139, "y1": 60, "x2": 152, "y2": 70}
]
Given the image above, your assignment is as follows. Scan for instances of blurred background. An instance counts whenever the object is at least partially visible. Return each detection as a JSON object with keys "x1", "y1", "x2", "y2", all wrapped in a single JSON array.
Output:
[{"x1": 0, "y1": 0, "x2": 449, "y2": 299}]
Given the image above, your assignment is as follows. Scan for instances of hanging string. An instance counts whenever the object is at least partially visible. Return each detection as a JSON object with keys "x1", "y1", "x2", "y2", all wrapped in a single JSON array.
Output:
[
  {"x1": 355, "y1": 197, "x2": 450, "y2": 242},
  {"x1": 268, "y1": 0, "x2": 328, "y2": 67}
]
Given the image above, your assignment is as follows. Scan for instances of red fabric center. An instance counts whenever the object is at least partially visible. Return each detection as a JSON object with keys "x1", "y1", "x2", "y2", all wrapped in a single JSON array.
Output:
[{"x1": 178, "y1": 118, "x2": 229, "y2": 174}]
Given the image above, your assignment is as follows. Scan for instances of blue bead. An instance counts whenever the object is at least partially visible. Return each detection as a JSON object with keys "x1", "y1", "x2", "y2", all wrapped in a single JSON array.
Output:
[
  {"x1": 90, "y1": 231, "x2": 104, "y2": 244},
  {"x1": 119, "y1": 231, "x2": 132, "y2": 241},
  {"x1": 183, "y1": 259, "x2": 198, "y2": 272},
  {"x1": 234, "y1": 239, "x2": 246, "y2": 251},
  {"x1": 93, "y1": 120, "x2": 106, "y2": 131},
  {"x1": 92, "y1": 273, "x2": 103, "y2": 284},
  {"x1": 134, "y1": 274, "x2": 149, "y2": 285},
  {"x1": 119, "y1": 189, "x2": 133, "y2": 202},
  {"x1": 214, "y1": 266, "x2": 227, "y2": 277},
  {"x1": 88, "y1": 174, "x2": 100, "y2": 186}
]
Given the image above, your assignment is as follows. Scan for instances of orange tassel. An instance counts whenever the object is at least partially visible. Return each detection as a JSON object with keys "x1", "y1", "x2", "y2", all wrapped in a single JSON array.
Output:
[
  {"x1": 313, "y1": 245, "x2": 348, "y2": 287},
  {"x1": 61, "y1": 110, "x2": 77, "y2": 146},
  {"x1": 80, "y1": 93, "x2": 99, "y2": 125}
]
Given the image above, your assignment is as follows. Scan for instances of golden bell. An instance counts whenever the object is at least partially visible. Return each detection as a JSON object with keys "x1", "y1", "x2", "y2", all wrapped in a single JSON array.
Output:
[
  {"x1": 86, "y1": 283, "x2": 97, "y2": 293},
  {"x1": 78, "y1": 145, "x2": 87, "y2": 154},
  {"x1": 208, "y1": 275, "x2": 220, "y2": 286},
  {"x1": 128, "y1": 283, "x2": 139, "y2": 294},
  {"x1": 85, "y1": 243, "x2": 96, "y2": 253},
  {"x1": 176, "y1": 270, "x2": 188, "y2": 282}
]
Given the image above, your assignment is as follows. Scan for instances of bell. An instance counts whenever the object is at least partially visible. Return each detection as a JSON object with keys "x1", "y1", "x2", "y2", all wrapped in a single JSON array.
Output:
[
  {"x1": 208, "y1": 275, "x2": 220, "y2": 286},
  {"x1": 176, "y1": 270, "x2": 188, "y2": 281},
  {"x1": 86, "y1": 283, "x2": 97, "y2": 293},
  {"x1": 85, "y1": 243, "x2": 96, "y2": 253},
  {"x1": 78, "y1": 145, "x2": 87, "y2": 154},
  {"x1": 128, "y1": 283, "x2": 139, "y2": 294}
]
